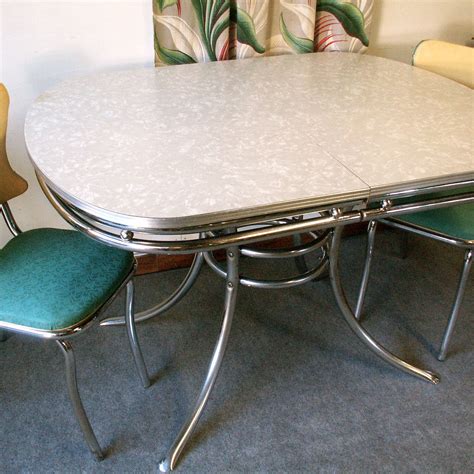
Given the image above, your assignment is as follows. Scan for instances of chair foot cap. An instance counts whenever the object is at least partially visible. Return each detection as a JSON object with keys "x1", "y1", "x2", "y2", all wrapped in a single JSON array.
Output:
[{"x1": 159, "y1": 458, "x2": 171, "y2": 472}]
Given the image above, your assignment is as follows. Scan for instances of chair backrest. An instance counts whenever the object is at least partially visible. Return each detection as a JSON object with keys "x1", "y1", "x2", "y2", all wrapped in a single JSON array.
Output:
[
  {"x1": 413, "y1": 40, "x2": 474, "y2": 89},
  {"x1": 0, "y1": 84, "x2": 28, "y2": 205}
]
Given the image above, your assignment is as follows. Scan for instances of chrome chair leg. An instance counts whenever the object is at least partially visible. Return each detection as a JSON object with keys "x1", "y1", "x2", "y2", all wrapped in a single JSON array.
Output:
[
  {"x1": 101, "y1": 253, "x2": 204, "y2": 326},
  {"x1": 355, "y1": 220, "x2": 377, "y2": 320},
  {"x1": 56, "y1": 340, "x2": 104, "y2": 460},
  {"x1": 438, "y1": 248, "x2": 473, "y2": 361},
  {"x1": 1, "y1": 202, "x2": 22, "y2": 236},
  {"x1": 329, "y1": 226, "x2": 440, "y2": 384},
  {"x1": 125, "y1": 279, "x2": 151, "y2": 388},
  {"x1": 159, "y1": 247, "x2": 240, "y2": 472}
]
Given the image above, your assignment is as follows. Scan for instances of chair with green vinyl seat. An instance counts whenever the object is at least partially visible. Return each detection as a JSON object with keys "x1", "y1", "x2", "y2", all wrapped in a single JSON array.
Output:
[
  {"x1": 0, "y1": 83, "x2": 150, "y2": 459},
  {"x1": 355, "y1": 41, "x2": 474, "y2": 361}
]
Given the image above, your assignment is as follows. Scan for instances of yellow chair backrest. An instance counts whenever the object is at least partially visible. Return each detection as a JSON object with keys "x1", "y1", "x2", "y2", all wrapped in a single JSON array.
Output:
[
  {"x1": 413, "y1": 40, "x2": 474, "y2": 89},
  {"x1": 0, "y1": 84, "x2": 28, "y2": 204}
]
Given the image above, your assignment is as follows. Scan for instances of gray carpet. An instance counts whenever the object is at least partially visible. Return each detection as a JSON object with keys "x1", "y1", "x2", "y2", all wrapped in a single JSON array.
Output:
[{"x1": 1, "y1": 231, "x2": 473, "y2": 473}]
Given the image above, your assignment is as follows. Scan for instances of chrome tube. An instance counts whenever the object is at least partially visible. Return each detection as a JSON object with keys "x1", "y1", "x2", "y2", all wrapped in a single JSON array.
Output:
[
  {"x1": 101, "y1": 253, "x2": 204, "y2": 326},
  {"x1": 1, "y1": 202, "x2": 22, "y2": 236},
  {"x1": 159, "y1": 246, "x2": 240, "y2": 472},
  {"x1": 293, "y1": 233, "x2": 308, "y2": 273},
  {"x1": 380, "y1": 218, "x2": 473, "y2": 249},
  {"x1": 240, "y1": 230, "x2": 329, "y2": 259},
  {"x1": 369, "y1": 178, "x2": 474, "y2": 201},
  {"x1": 40, "y1": 176, "x2": 474, "y2": 255},
  {"x1": 355, "y1": 220, "x2": 378, "y2": 320},
  {"x1": 37, "y1": 169, "x2": 473, "y2": 234},
  {"x1": 238, "y1": 261, "x2": 328, "y2": 289},
  {"x1": 203, "y1": 251, "x2": 227, "y2": 278},
  {"x1": 37, "y1": 169, "x2": 368, "y2": 234},
  {"x1": 38, "y1": 178, "x2": 360, "y2": 253},
  {"x1": 329, "y1": 225, "x2": 440, "y2": 384},
  {"x1": 56, "y1": 340, "x2": 104, "y2": 460},
  {"x1": 362, "y1": 193, "x2": 474, "y2": 222},
  {"x1": 438, "y1": 249, "x2": 473, "y2": 361},
  {"x1": 204, "y1": 249, "x2": 328, "y2": 289},
  {"x1": 294, "y1": 216, "x2": 309, "y2": 273},
  {"x1": 125, "y1": 280, "x2": 151, "y2": 388}
]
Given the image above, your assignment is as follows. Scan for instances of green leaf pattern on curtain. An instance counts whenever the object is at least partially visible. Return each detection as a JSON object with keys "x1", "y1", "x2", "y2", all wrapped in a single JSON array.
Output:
[
  {"x1": 156, "y1": 0, "x2": 179, "y2": 12},
  {"x1": 232, "y1": 6, "x2": 266, "y2": 54},
  {"x1": 279, "y1": 14, "x2": 314, "y2": 54},
  {"x1": 315, "y1": 0, "x2": 373, "y2": 52},
  {"x1": 153, "y1": 0, "x2": 373, "y2": 66}
]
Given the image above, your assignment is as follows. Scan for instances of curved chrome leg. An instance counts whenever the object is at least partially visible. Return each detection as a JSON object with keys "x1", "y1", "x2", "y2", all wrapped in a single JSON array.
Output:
[
  {"x1": 1, "y1": 202, "x2": 22, "y2": 236},
  {"x1": 159, "y1": 247, "x2": 240, "y2": 472},
  {"x1": 101, "y1": 253, "x2": 204, "y2": 326},
  {"x1": 125, "y1": 280, "x2": 151, "y2": 388},
  {"x1": 438, "y1": 249, "x2": 472, "y2": 361},
  {"x1": 329, "y1": 226, "x2": 440, "y2": 384},
  {"x1": 56, "y1": 340, "x2": 104, "y2": 460},
  {"x1": 293, "y1": 233, "x2": 309, "y2": 274},
  {"x1": 355, "y1": 220, "x2": 378, "y2": 320}
]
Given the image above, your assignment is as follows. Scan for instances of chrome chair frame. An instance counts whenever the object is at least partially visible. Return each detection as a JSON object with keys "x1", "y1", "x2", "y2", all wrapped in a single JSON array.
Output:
[
  {"x1": 0, "y1": 201, "x2": 150, "y2": 460},
  {"x1": 355, "y1": 216, "x2": 473, "y2": 361}
]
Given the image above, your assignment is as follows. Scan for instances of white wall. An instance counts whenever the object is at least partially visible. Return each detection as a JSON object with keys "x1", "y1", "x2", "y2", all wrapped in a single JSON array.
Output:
[
  {"x1": 368, "y1": 0, "x2": 473, "y2": 63},
  {"x1": 0, "y1": 0, "x2": 154, "y2": 245},
  {"x1": 0, "y1": 0, "x2": 472, "y2": 246}
]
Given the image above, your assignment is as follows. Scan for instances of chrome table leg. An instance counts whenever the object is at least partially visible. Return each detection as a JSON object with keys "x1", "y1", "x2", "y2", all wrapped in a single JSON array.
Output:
[
  {"x1": 355, "y1": 220, "x2": 377, "y2": 320},
  {"x1": 438, "y1": 248, "x2": 472, "y2": 361},
  {"x1": 159, "y1": 247, "x2": 240, "y2": 472},
  {"x1": 101, "y1": 253, "x2": 204, "y2": 327},
  {"x1": 56, "y1": 340, "x2": 104, "y2": 460},
  {"x1": 329, "y1": 226, "x2": 440, "y2": 384},
  {"x1": 125, "y1": 280, "x2": 151, "y2": 388}
]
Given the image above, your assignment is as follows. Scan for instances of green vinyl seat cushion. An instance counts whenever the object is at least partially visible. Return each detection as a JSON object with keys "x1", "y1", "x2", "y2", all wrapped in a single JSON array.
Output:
[
  {"x1": 394, "y1": 202, "x2": 474, "y2": 243},
  {"x1": 0, "y1": 228, "x2": 134, "y2": 331},
  {"x1": 390, "y1": 186, "x2": 474, "y2": 243}
]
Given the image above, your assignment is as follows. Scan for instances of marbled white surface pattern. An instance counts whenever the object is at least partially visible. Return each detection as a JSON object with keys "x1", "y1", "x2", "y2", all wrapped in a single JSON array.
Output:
[{"x1": 25, "y1": 53, "x2": 473, "y2": 227}]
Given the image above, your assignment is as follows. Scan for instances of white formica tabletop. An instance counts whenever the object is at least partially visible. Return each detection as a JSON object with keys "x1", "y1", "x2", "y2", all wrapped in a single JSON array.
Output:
[{"x1": 25, "y1": 53, "x2": 473, "y2": 230}]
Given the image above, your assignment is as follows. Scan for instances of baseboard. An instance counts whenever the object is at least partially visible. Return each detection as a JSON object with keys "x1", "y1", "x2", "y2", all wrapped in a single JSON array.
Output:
[{"x1": 136, "y1": 222, "x2": 368, "y2": 275}]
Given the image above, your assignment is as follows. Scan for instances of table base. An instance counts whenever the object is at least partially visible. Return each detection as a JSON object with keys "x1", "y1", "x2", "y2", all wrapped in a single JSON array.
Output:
[{"x1": 38, "y1": 178, "x2": 474, "y2": 471}]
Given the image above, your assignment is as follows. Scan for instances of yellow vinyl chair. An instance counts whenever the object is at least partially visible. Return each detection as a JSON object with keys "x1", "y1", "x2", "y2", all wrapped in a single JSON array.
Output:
[
  {"x1": 412, "y1": 40, "x2": 474, "y2": 88},
  {"x1": 0, "y1": 84, "x2": 150, "y2": 459},
  {"x1": 355, "y1": 41, "x2": 474, "y2": 361}
]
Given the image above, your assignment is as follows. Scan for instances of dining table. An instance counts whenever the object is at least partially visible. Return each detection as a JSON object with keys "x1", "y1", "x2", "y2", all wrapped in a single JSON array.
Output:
[{"x1": 24, "y1": 52, "x2": 474, "y2": 471}]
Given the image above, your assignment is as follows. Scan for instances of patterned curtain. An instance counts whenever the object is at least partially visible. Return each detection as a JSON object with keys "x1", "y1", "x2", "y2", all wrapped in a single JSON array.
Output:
[{"x1": 153, "y1": 0, "x2": 373, "y2": 66}]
